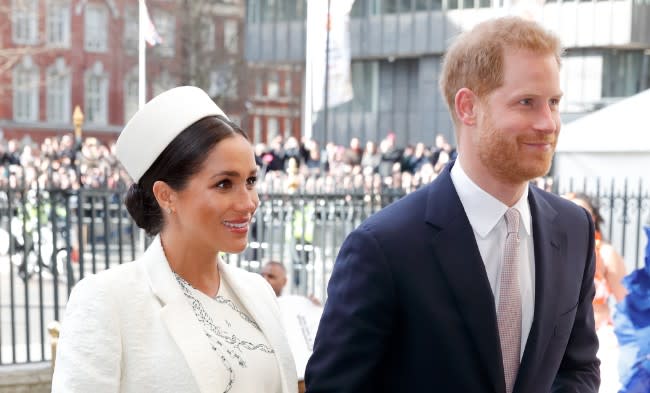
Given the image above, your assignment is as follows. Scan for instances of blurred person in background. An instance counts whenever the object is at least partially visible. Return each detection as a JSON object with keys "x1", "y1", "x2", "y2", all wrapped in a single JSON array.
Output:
[{"x1": 565, "y1": 192, "x2": 627, "y2": 393}]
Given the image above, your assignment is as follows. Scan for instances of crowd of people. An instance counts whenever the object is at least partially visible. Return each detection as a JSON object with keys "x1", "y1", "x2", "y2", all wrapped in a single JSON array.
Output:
[
  {"x1": 44, "y1": 15, "x2": 650, "y2": 393},
  {"x1": 0, "y1": 134, "x2": 129, "y2": 190},
  {"x1": 0, "y1": 130, "x2": 459, "y2": 195}
]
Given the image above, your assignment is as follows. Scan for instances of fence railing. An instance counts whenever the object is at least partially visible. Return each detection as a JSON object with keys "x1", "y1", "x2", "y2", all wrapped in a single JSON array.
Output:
[{"x1": 0, "y1": 177, "x2": 648, "y2": 365}]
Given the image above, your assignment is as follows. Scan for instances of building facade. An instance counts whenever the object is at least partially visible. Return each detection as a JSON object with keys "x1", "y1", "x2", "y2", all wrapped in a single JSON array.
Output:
[
  {"x1": 0, "y1": 0, "x2": 246, "y2": 144},
  {"x1": 245, "y1": 0, "x2": 650, "y2": 147}
]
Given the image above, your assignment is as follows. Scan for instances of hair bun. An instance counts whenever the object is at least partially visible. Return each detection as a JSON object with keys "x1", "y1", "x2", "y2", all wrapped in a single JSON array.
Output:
[{"x1": 124, "y1": 183, "x2": 162, "y2": 235}]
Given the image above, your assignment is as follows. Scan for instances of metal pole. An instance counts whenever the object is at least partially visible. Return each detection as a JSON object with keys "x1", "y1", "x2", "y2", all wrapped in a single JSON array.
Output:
[{"x1": 323, "y1": 0, "x2": 332, "y2": 146}]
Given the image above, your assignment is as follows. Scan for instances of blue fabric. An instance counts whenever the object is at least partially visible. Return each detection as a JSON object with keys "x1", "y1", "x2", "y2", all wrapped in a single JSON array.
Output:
[{"x1": 615, "y1": 226, "x2": 650, "y2": 393}]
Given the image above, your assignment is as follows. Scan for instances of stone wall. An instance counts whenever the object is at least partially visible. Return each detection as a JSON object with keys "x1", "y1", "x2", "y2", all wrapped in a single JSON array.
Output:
[{"x1": 0, "y1": 362, "x2": 51, "y2": 393}]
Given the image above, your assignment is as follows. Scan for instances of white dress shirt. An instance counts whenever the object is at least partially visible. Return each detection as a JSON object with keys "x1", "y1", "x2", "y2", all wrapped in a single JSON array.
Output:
[{"x1": 450, "y1": 160, "x2": 536, "y2": 357}]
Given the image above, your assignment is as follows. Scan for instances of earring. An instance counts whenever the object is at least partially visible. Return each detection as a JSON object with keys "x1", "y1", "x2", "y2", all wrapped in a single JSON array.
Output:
[{"x1": 166, "y1": 207, "x2": 172, "y2": 215}]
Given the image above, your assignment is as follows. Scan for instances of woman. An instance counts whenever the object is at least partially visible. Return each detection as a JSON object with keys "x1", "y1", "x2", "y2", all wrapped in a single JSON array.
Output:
[
  {"x1": 565, "y1": 192, "x2": 627, "y2": 393},
  {"x1": 52, "y1": 86, "x2": 297, "y2": 393}
]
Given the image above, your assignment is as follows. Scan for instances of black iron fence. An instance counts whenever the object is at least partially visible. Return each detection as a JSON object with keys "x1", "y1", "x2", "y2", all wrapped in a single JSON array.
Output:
[{"x1": 0, "y1": 176, "x2": 648, "y2": 365}]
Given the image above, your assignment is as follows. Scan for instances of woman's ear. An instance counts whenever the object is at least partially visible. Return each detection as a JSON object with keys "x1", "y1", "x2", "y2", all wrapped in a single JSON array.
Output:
[
  {"x1": 454, "y1": 88, "x2": 478, "y2": 126},
  {"x1": 152, "y1": 180, "x2": 175, "y2": 213}
]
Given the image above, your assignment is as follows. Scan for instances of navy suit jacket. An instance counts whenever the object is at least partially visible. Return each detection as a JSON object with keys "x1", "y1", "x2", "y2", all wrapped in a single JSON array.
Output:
[{"x1": 305, "y1": 162, "x2": 600, "y2": 393}]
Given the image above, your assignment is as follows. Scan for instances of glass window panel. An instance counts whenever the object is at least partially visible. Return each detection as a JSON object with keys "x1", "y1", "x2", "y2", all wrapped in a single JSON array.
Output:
[
  {"x1": 351, "y1": 0, "x2": 367, "y2": 17},
  {"x1": 13, "y1": 62, "x2": 39, "y2": 122},
  {"x1": 46, "y1": 60, "x2": 71, "y2": 122},
  {"x1": 268, "y1": 72, "x2": 280, "y2": 97},
  {"x1": 84, "y1": 4, "x2": 108, "y2": 52},
  {"x1": 153, "y1": 12, "x2": 176, "y2": 57},
  {"x1": 399, "y1": 0, "x2": 413, "y2": 12},
  {"x1": 415, "y1": 0, "x2": 431, "y2": 10},
  {"x1": 47, "y1": 1, "x2": 70, "y2": 46},
  {"x1": 12, "y1": 0, "x2": 38, "y2": 44},
  {"x1": 123, "y1": 6, "x2": 138, "y2": 53},
  {"x1": 224, "y1": 19, "x2": 239, "y2": 53},
  {"x1": 383, "y1": 0, "x2": 399, "y2": 13},
  {"x1": 447, "y1": 0, "x2": 459, "y2": 9}
]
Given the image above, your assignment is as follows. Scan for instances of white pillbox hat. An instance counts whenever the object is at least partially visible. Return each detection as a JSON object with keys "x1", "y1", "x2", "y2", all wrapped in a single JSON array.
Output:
[{"x1": 115, "y1": 86, "x2": 227, "y2": 183}]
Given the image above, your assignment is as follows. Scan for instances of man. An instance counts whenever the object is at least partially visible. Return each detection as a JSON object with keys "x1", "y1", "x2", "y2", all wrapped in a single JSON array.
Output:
[
  {"x1": 262, "y1": 261, "x2": 323, "y2": 392},
  {"x1": 261, "y1": 261, "x2": 288, "y2": 297},
  {"x1": 305, "y1": 17, "x2": 600, "y2": 393}
]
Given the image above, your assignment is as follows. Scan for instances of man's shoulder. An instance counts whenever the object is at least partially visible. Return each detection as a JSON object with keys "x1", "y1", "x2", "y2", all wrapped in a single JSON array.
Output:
[
  {"x1": 364, "y1": 185, "x2": 430, "y2": 224},
  {"x1": 530, "y1": 186, "x2": 590, "y2": 222}
]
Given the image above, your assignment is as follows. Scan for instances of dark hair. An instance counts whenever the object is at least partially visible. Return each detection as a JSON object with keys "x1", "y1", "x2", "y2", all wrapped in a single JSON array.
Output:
[
  {"x1": 566, "y1": 192, "x2": 604, "y2": 233},
  {"x1": 263, "y1": 261, "x2": 286, "y2": 273},
  {"x1": 124, "y1": 115, "x2": 248, "y2": 235}
]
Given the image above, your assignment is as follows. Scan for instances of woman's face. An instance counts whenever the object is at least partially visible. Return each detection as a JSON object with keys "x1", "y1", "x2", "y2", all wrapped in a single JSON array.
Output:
[{"x1": 172, "y1": 134, "x2": 259, "y2": 254}]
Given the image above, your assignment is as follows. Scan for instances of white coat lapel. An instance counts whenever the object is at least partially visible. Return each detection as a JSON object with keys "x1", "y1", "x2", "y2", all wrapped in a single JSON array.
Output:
[
  {"x1": 219, "y1": 260, "x2": 298, "y2": 393},
  {"x1": 142, "y1": 237, "x2": 230, "y2": 393}
]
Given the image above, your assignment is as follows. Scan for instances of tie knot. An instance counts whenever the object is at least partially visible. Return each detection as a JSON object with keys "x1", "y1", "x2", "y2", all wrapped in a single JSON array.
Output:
[{"x1": 505, "y1": 208, "x2": 520, "y2": 234}]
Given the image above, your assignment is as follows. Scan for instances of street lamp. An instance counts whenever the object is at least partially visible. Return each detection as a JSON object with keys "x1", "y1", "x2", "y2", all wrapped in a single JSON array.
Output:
[
  {"x1": 72, "y1": 105, "x2": 84, "y2": 144},
  {"x1": 72, "y1": 106, "x2": 84, "y2": 187}
]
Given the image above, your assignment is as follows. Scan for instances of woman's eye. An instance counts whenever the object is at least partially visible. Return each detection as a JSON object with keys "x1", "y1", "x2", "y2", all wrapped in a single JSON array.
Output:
[
  {"x1": 247, "y1": 176, "x2": 258, "y2": 187},
  {"x1": 216, "y1": 179, "x2": 232, "y2": 189}
]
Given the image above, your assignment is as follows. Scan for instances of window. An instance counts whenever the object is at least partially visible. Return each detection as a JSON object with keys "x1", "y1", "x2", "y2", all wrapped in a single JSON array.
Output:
[
  {"x1": 224, "y1": 19, "x2": 239, "y2": 54},
  {"x1": 284, "y1": 74, "x2": 292, "y2": 96},
  {"x1": 153, "y1": 71, "x2": 177, "y2": 97},
  {"x1": 85, "y1": 4, "x2": 108, "y2": 52},
  {"x1": 153, "y1": 12, "x2": 175, "y2": 57},
  {"x1": 209, "y1": 64, "x2": 238, "y2": 99},
  {"x1": 255, "y1": 73, "x2": 264, "y2": 96},
  {"x1": 267, "y1": 117, "x2": 279, "y2": 141},
  {"x1": 12, "y1": 0, "x2": 38, "y2": 45},
  {"x1": 267, "y1": 71, "x2": 279, "y2": 97},
  {"x1": 602, "y1": 50, "x2": 645, "y2": 98},
  {"x1": 13, "y1": 56, "x2": 40, "y2": 122},
  {"x1": 415, "y1": 0, "x2": 431, "y2": 10},
  {"x1": 123, "y1": 5, "x2": 138, "y2": 53},
  {"x1": 46, "y1": 0, "x2": 70, "y2": 46},
  {"x1": 201, "y1": 18, "x2": 216, "y2": 51},
  {"x1": 84, "y1": 62, "x2": 109, "y2": 125},
  {"x1": 124, "y1": 68, "x2": 139, "y2": 123},
  {"x1": 226, "y1": 75, "x2": 239, "y2": 99},
  {"x1": 284, "y1": 118, "x2": 292, "y2": 135},
  {"x1": 254, "y1": 117, "x2": 262, "y2": 142},
  {"x1": 343, "y1": 60, "x2": 378, "y2": 113},
  {"x1": 46, "y1": 58, "x2": 71, "y2": 123}
]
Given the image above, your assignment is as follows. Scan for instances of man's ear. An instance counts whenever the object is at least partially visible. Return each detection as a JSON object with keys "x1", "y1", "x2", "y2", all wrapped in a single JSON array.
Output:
[
  {"x1": 152, "y1": 180, "x2": 176, "y2": 213},
  {"x1": 454, "y1": 88, "x2": 478, "y2": 126}
]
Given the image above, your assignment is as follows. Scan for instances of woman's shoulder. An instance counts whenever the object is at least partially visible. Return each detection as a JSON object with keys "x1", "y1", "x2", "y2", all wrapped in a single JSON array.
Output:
[{"x1": 70, "y1": 262, "x2": 140, "y2": 299}]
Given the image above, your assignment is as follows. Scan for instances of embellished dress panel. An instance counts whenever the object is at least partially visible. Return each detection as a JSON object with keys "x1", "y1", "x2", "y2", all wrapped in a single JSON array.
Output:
[{"x1": 175, "y1": 273, "x2": 282, "y2": 393}]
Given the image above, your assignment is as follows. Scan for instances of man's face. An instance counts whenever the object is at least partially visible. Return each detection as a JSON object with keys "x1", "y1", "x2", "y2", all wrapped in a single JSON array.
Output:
[
  {"x1": 471, "y1": 48, "x2": 562, "y2": 185},
  {"x1": 261, "y1": 264, "x2": 287, "y2": 297}
]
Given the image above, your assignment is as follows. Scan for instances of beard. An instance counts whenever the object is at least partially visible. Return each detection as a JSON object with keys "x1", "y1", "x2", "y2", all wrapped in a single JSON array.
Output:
[{"x1": 477, "y1": 112, "x2": 556, "y2": 185}]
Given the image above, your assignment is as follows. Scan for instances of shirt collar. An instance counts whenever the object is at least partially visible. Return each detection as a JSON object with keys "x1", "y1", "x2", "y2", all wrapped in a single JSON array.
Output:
[{"x1": 450, "y1": 159, "x2": 532, "y2": 238}]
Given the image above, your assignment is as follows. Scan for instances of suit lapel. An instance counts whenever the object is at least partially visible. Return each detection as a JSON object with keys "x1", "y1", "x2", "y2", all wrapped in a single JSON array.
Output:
[
  {"x1": 142, "y1": 237, "x2": 230, "y2": 393},
  {"x1": 219, "y1": 261, "x2": 296, "y2": 393},
  {"x1": 515, "y1": 187, "x2": 562, "y2": 391},
  {"x1": 425, "y1": 165, "x2": 504, "y2": 393}
]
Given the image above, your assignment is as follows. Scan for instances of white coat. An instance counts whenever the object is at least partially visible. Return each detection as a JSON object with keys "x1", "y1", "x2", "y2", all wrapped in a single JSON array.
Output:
[{"x1": 51, "y1": 236, "x2": 297, "y2": 393}]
